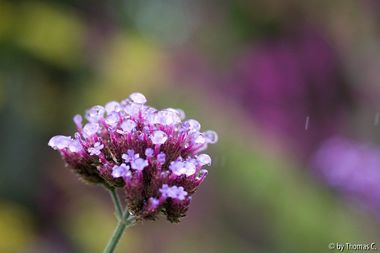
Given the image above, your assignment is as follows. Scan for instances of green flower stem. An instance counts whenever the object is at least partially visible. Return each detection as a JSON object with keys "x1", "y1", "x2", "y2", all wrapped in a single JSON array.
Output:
[
  {"x1": 104, "y1": 188, "x2": 134, "y2": 253},
  {"x1": 103, "y1": 209, "x2": 133, "y2": 253},
  {"x1": 108, "y1": 188, "x2": 123, "y2": 220}
]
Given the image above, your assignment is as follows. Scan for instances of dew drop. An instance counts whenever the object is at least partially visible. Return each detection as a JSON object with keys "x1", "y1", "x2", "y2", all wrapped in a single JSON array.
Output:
[
  {"x1": 150, "y1": 130, "x2": 168, "y2": 145},
  {"x1": 197, "y1": 154, "x2": 212, "y2": 166},
  {"x1": 85, "y1": 105, "x2": 105, "y2": 122},
  {"x1": 194, "y1": 133, "x2": 206, "y2": 144},
  {"x1": 105, "y1": 101, "x2": 121, "y2": 114},
  {"x1": 105, "y1": 112, "x2": 120, "y2": 128},
  {"x1": 48, "y1": 135, "x2": 72, "y2": 150},
  {"x1": 83, "y1": 123, "x2": 100, "y2": 138},
  {"x1": 204, "y1": 130, "x2": 218, "y2": 144},
  {"x1": 129, "y1": 92, "x2": 147, "y2": 104},
  {"x1": 176, "y1": 108, "x2": 186, "y2": 120},
  {"x1": 73, "y1": 114, "x2": 82, "y2": 127},
  {"x1": 120, "y1": 119, "x2": 136, "y2": 133},
  {"x1": 183, "y1": 119, "x2": 201, "y2": 132},
  {"x1": 68, "y1": 139, "x2": 83, "y2": 153}
]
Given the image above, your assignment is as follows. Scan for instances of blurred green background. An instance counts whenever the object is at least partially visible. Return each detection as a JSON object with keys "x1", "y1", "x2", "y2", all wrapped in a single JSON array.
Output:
[{"x1": 1, "y1": 0, "x2": 380, "y2": 252}]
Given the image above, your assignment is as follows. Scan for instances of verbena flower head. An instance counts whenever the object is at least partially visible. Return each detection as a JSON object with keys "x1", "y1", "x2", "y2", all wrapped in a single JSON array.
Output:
[{"x1": 48, "y1": 92, "x2": 218, "y2": 222}]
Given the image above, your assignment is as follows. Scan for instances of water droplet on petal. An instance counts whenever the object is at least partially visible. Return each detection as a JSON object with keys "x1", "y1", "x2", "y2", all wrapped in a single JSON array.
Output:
[
  {"x1": 197, "y1": 154, "x2": 211, "y2": 166},
  {"x1": 74, "y1": 132, "x2": 81, "y2": 139},
  {"x1": 175, "y1": 108, "x2": 186, "y2": 120},
  {"x1": 129, "y1": 92, "x2": 147, "y2": 104},
  {"x1": 156, "y1": 109, "x2": 181, "y2": 125},
  {"x1": 196, "y1": 169, "x2": 208, "y2": 180},
  {"x1": 105, "y1": 112, "x2": 119, "y2": 128},
  {"x1": 184, "y1": 162, "x2": 196, "y2": 176},
  {"x1": 48, "y1": 135, "x2": 72, "y2": 150},
  {"x1": 105, "y1": 101, "x2": 121, "y2": 114},
  {"x1": 83, "y1": 123, "x2": 100, "y2": 138},
  {"x1": 194, "y1": 133, "x2": 206, "y2": 144},
  {"x1": 204, "y1": 130, "x2": 218, "y2": 144},
  {"x1": 119, "y1": 119, "x2": 136, "y2": 133},
  {"x1": 150, "y1": 130, "x2": 168, "y2": 145},
  {"x1": 68, "y1": 139, "x2": 83, "y2": 153},
  {"x1": 183, "y1": 119, "x2": 201, "y2": 132},
  {"x1": 73, "y1": 114, "x2": 82, "y2": 128},
  {"x1": 124, "y1": 103, "x2": 141, "y2": 116},
  {"x1": 142, "y1": 107, "x2": 157, "y2": 121},
  {"x1": 120, "y1": 98, "x2": 131, "y2": 107},
  {"x1": 85, "y1": 105, "x2": 105, "y2": 122}
]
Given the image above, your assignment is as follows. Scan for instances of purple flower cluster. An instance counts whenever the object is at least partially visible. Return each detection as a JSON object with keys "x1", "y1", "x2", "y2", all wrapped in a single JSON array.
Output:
[
  {"x1": 312, "y1": 137, "x2": 380, "y2": 213},
  {"x1": 48, "y1": 92, "x2": 217, "y2": 222},
  {"x1": 226, "y1": 27, "x2": 353, "y2": 158}
]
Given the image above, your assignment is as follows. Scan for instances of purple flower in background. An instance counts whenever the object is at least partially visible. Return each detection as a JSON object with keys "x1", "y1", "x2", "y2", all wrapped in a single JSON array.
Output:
[
  {"x1": 48, "y1": 92, "x2": 217, "y2": 222},
  {"x1": 312, "y1": 137, "x2": 380, "y2": 213},
  {"x1": 228, "y1": 27, "x2": 354, "y2": 157}
]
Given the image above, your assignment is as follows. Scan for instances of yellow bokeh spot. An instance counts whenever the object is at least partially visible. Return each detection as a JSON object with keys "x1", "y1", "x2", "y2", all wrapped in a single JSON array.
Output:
[
  {"x1": 0, "y1": 202, "x2": 35, "y2": 253},
  {"x1": 81, "y1": 33, "x2": 170, "y2": 105},
  {"x1": 14, "y1": 2, "x2": 85, "y2": 67},
  {"x1": 94, "y1": 33, "x2": 169, "y2": 98},
  {"x1": 0, "y1": 1, "x2": 13, "y2": 40},
  {"x1": 65, "y1": 197, "x2": 139, "y2": 253}
]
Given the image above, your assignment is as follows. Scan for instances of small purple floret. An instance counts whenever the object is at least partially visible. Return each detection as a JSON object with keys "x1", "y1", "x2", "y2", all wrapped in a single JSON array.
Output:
[
  {"x1": 145, "y1": 148, "x2": 154, "y2": 158},
  {"x1": 160, "y1": 184, "x2": 188, "y2": 201},
  {"x1": 122, "y1": 149, "x2": 139, "y2": 163},
  {"x1": 88, "y1": 142, "x2": 104, "y2": 156},
  {"x1": 157, "y1": 152, "x2": 166, "y2": 164},
  {"x1": 312, "y1": 137, "x2": 380, "y2": 214},
  {"x1": 112, "y1": 164, "x2": 131, "y2": 178},
  {"x1": 131, "y1": 158, "x2": 148, "y2": 171}
]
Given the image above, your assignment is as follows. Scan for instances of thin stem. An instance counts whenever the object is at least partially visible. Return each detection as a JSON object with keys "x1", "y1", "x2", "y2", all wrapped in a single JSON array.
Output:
[
  {"x1": 103, "y1": 208, "x2": 133, "y2": 253},
  {"x1": 108, "y1": 188, "x2": 123, "y2": 220}
]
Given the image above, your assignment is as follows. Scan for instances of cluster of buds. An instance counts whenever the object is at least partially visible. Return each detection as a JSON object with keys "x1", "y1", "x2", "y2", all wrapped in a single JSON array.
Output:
[{"x1": 48, "y1": 92, "x2": 217, "y2": 222}]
